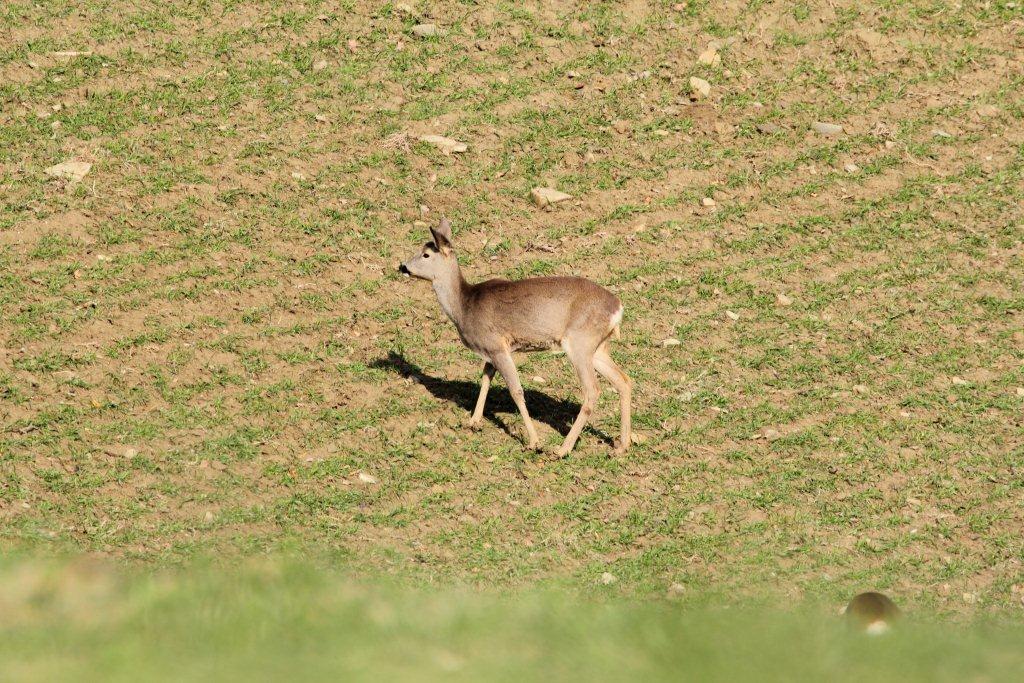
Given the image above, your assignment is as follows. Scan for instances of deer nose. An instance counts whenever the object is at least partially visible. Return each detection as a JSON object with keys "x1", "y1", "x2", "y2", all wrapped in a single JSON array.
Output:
[{"x1": 398, "y1": 263, "x2": 410, "y2": 275}]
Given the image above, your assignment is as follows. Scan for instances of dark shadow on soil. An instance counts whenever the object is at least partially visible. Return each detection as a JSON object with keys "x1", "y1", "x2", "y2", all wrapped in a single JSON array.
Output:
[{"x1": 371, "y1": 351, "x2": 614, "y2": 446}]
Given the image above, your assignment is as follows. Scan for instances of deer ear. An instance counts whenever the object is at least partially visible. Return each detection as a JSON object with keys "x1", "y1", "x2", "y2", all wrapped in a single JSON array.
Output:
[
  {"x1": 435, "y1": 217, "x2": 453, "y2": 242},
  {"x1": 430, "y1": 219, "x2": 453, "y2": 254}
]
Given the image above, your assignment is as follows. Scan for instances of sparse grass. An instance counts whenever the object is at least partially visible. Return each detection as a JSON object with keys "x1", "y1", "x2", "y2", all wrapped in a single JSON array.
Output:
[{"x1": 0, "y1": 0, "x2": 1022, "y2": 640}]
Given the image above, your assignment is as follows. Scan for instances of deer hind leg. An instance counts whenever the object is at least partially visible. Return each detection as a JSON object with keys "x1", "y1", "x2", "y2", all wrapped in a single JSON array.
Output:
[
  {"x1": 468, "y1": 361, "x2": 495, "y2": 429},
  {"x1": 594, "y1": 342, "x2": 632, "y2": 454},
  {"x1": 489, "y1": 350, "x2": 540, "y2": 451},
  {"x1": 555, "y1": 336, "x2": 601, "y2": 458}
]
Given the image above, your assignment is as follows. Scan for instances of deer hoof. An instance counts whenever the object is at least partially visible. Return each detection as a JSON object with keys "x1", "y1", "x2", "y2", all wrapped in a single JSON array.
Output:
[
  {"x1": 613, "y1": 438, "x2": 629, "y2": 455},
  {"x1": 466, "y1": 418, "x2": 483, "y2": 431}
]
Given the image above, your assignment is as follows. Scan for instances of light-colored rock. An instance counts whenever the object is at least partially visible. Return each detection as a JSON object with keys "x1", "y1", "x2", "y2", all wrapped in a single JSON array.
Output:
[
  {"x1": 357, "y1": 472, "x2": 378, "y2": 485},
  {"x1": 756, "y1": 122, "x2": 781, "y2": 134},
  {"x1": 600, "y1": 572, "x2": 617, "y2": 585},
  {"x1": 412, "y1": 23, "x2": 442, "y2": 38},
  {"x1": 419, "y1": 134, "x2": 467, "y2": 155},
  {"x1": 698, "y1": 48, "x2": 720, "y2": 65},
  {"x1": 312, "y1": 59, "x2": 328, "y2": 71},
  {"x1": 812, "y1": 121, "x2": 843, "y2": 136},
  {"x1": 844, "y1": 163, "x2": 860, "y2": 173},
  {"x1": 701, "y1": 197, "x2": 716, "y2": 207},
  {"x1": 689, "y1": 76, "x2": 711, "y2": 99},
  {"x1": 44, "y1": 160, "x2": 92, "y2": 182},
  {"x1": 661, "y1": 338, "x2": 681, "y2": 348},
  {"x1": 725, "y1": 310, "x2": 740, "y2": 321},
  {"x1": 529, "y1": 187, "x2": 572, "y2": 208},
  {"x1": 776, "y1": 293, "x2": 793, "y2": 306}
]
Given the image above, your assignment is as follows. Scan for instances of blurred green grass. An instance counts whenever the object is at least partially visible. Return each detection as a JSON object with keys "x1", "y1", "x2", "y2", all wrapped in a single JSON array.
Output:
[{"x1": 1, "y1": 557, "x2": 1022, "y2": 682}]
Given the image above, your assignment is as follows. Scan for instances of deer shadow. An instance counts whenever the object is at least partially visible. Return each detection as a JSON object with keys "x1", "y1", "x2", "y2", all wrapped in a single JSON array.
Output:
[{"x1": 371, "y1": 351, "x2": 614, "y2": 446}]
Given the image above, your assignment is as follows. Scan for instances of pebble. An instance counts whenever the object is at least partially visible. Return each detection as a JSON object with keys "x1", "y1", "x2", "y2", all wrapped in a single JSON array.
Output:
[
  {"x1": 844, "y1": 163, "x2": 860, "y2": 173},
  {"x1": 701, "y1": 197, "x2": 716, "y2": 207},
  {"x1": 600, "y1": 572, "x2": 617, "y2": 585},
  {"x1": 689, "y1": 76, "x2": 711, "y2": 99},
  {"x1": 419, "y1": 134, "x2": 467, "y2": 155},
  {"x1": 776, "y1": 293, "x2": 793, "y2": 306},
  {"x1": 725, "y1": 310, "x2": 740, "y2": 321},
  {"x1": 812, "y1": 121, "x2": 844, "y2": 136},
  {"x1": 661, "y1": 338, "x2": 681, "y2": 348},
  {"x1": 358, "y1": 472, "x2": 379, "y2": 485},
  {"x1": 312, "y1": 59, "x2": 328, "y2": 71},
  {"x1": 412, "y1": 24, "x2": 442, "y2": 38},
  {"x1": 44, "y1": 160, "x2": 92, "y2": 182},
  {"x1": 529, "y1": 187, "x2": 572, "y2": 208},
  {"x1": 756, "y1": 122, "x2": 781, "y2": 134},
  {"x1": 698, "y1": 48, "x2": 720, "y2": 66}
]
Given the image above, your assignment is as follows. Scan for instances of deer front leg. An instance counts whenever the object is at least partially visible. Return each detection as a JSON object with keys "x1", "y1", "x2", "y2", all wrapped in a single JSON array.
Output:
[
  {"x1": 468, "y1": 361, "x2": 495, "y2": 430},
  {"x1": 489, "y1": 351, "x2": 540, "y2": 451}
]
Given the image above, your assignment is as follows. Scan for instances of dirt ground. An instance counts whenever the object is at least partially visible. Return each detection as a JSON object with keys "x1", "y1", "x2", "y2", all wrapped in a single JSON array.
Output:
[{"x1": 1, "y1": 1, "x2": 1022, "y2": 611}]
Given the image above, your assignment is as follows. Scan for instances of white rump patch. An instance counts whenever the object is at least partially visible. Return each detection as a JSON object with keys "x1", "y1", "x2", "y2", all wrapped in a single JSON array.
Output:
[
  {"x1": 865, "y1": 620, "x2": 890, "y2": 635},
  {"x1": 609, "y1": 305, "x2": 623, "y2": 331}
]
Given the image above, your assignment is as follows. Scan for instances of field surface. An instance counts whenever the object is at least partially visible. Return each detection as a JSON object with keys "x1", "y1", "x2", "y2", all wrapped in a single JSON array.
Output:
[{"x1": 1, "y1": 0, "x2": 1023, "y2": 620}]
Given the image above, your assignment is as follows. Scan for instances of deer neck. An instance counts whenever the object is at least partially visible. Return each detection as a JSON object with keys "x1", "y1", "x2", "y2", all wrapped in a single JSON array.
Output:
[{"x1": 431, "y1": 262, "x2": 468, "y2": 326}]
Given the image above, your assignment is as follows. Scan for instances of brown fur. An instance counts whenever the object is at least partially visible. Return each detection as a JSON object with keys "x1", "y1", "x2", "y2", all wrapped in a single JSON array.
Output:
[
  {"x1": 400, "y1": 218, "x2": 631, "y2": 456},
  {"x1": 844, "y1": 592, "x2": 901, "y2": 633}
]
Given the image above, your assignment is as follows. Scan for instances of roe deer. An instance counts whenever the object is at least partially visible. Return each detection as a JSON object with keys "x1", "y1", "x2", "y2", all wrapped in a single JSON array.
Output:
[
  {"x1": 842, "y1": 592, "x2": 901, "y2": 635},
  {"x1": 399, "y1": 217, "x2": 632, "y2": 457}
]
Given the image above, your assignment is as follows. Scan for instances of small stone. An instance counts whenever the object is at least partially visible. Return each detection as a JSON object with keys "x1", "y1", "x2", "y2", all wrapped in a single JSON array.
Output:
[
  {"x1": 725, "y1": 310, "x2": 740, "y2": 321},
  {"x1": 812, "y1": 121, "x2": 844, "y2": 136},
  {"x1": 531, "y1": 376, "x2": 546, "y2": 385},
  {"x1": 612, "y1": 120, "x2": 631, "y2": 134},
  {"x1": 600, "y1": 572, "x2": 617, "y2": 585},
  {"x1": 412, "y1": 24, "x2": 442, "y2": 38},
  {"x1": 932, "y1": 129, "x2": 953, "y2": 138},
  {"x1": 701, "y1": 197, "x2": 716, "y2": 207},
  {"x1": 776, "y1": 293, "x2": 793, "y2": 306},
  {"x1": 315, "y1": 114, "x2": 329, "y2": 123},
  {"x1": 951, "y1": 376, "x2": 969, "y2": 386},
  {"x1": 529, "y1": 187, "x2": 572, "y2": 208},
  {"x1": 312, "y1": 59, "x2": 328, "y2": 71},
  {"x1": 1015, "y1": 387, "x2": 1024, "y2": 398},
  {"x1": 844, "y1": 163, "x2": 860, "y2": 173},
  {"x1": 667, "y1": 583, "x2": 686, "y2": 597},
  {"x1": 853, "y1": 384, "x2": 869, "y2": 394},
  {"x1": 756, "y1": 122, "x2": 781, "y2": 134},
  {"x1": 762, "y1": 428, "x2": 781, "y2": 441},
  {"x1": 661, "y1": 338, "x2": 681, "y2": 348},
  {"x1": 689, "y1": 76, "x2": 711, "y2": 99},
  {"x1": 419, "y1": 134, "x2": 467, "y2": 155},
  {"x1": 290, "y1": 171, "x2": 306, "y2": 181},
  {"x1": 358, "y1": 472, "x2": 378, "y2": 485},
  {"x1": 963, "y1": 592, "x2": 978, "y2": 605},
  {"x1": 204, "y1": 511, "x2": 215, "y2": 523},
  {"x1": 44, "y1": 160, "x2": 92, "y2": 182},
  {"x1": 346, "y1": 39, "x2": 359, "y2": 52},
  {"x1": 697, "y1": 48, "x2": 720, "y2": 65},
  {"x1": 124, "y1": 447, "x2": 138, "y2": 458}
]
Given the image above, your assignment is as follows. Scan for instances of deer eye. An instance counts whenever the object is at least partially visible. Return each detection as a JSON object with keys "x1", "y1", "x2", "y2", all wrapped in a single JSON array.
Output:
[{"x1": 423, "y1": 252, "x2": 430, "y2": 258}]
